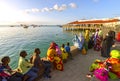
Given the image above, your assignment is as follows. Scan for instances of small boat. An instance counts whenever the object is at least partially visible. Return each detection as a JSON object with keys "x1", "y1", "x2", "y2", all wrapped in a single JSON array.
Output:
[
  {"x1": 10, "y1": 25, "x2": 14, "y2": 27},
  {"x1": 23, "y1": 25, "x2": 29, "y2": 28},
  {"x1": 59, "y1": 25, "x2": 62, "y2": 27}
]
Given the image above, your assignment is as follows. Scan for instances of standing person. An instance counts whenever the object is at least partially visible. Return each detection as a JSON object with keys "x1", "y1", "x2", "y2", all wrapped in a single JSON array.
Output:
[
  {"x1": 98, "y1": 29, "x2": 103, "y2": 41},
  {"x1": 94, "y1": 37, "x2": 101, "y2": 51},
  {"x1": 47, "y1": 42, "x2": 63, "y2": 71},
  {"x1": 30, "y1": 48, "x2": 52, "y2": 78},
  {"x1": 88, "y1": 33, "x2": 94, "y2": 49},
  {"x1": 17, "y1": 50, "x2": 38, "y2": 81},
  {"x1": 84, "y1": 30, "x2": 90, "y2": 43},
  {"x1": 101, "y1": 33, "x2": 114, "y2": 58},
  {"x1": 65, "y1": 42, "x2": 73, "y2": 60},
  {"x1": 84, "y1": 30, "x2": 89, "y2": 51},
  {"x1": 94, "y1": 29, "x2": 99, "y2": 45},
  {"x1": 116, "y1": 32, "x2": 120, "y2": 42}
]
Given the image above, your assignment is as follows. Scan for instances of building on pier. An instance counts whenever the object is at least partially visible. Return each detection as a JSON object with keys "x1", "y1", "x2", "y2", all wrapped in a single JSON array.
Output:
[{"x1": 62, "y1": 17, "x2": 120, "y2": 31}]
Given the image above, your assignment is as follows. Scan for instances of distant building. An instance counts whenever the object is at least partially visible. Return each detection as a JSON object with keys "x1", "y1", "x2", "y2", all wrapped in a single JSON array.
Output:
[{"x1": 63, "y1": 17, "x2": 120, "y2": 31}]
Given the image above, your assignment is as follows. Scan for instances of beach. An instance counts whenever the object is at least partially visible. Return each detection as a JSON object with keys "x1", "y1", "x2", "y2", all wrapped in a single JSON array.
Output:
[{"x1": 39, "y1": 41, "x2": 120, "y2": 81}]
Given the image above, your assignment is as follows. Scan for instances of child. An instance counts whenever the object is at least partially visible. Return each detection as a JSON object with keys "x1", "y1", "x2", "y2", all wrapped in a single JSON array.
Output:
[
  {"x1": 0, "y1": 56, "x2": 14, "y2": 80},
  {"x1": 65, "y1": 42, "x2": 73, "y2": 60},
  {"x1": 61, "y1": 44, "x2": 68, "y2": 63}
]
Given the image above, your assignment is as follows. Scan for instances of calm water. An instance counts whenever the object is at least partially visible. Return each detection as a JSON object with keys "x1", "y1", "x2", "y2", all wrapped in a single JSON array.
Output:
[{"x1": 0, "y1": 26, "x2": 74, "y2": 69}]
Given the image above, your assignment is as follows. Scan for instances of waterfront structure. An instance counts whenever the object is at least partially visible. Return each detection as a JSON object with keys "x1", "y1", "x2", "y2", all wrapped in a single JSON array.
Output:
[{"x1": 63, "y1": 17, "x2": 120, "y2": 31}]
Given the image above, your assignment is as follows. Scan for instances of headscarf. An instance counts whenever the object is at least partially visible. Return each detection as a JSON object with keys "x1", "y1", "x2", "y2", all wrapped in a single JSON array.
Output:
[{"x1": 49, "y1": 42, "x2": 56, "y2": 49}]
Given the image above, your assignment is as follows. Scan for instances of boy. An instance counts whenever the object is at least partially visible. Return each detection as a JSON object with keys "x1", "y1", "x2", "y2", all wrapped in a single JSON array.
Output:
[{"x1": 65, "y1": 42, "x2": 73, "y2": 60}]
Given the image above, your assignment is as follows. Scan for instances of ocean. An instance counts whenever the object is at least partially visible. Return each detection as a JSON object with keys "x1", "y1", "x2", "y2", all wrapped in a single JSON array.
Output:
[{"x1": 0, "y1": 26, "x2": 74, "y2": 69}]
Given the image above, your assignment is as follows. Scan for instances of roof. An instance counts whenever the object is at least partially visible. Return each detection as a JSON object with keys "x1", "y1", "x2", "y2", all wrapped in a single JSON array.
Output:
[{"x1": 68, "y1": 18, "x2": 120, "y2": 24}]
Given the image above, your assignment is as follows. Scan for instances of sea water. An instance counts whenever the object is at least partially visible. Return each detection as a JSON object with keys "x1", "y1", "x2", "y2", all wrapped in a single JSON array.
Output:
[{"x1": 0, "y1": 26, "x2": 75, "y2": 69}]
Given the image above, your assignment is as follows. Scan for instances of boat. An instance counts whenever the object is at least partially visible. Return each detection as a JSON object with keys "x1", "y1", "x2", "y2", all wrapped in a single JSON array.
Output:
[
  {"x1": 72, "y1": 34, "x2": 83, "y2": 50},
  {"x1": 59, "y1": 25, "x2": 62, "y2": 27},
  {"x1": 23, "y1": 25, "x2": 29, "y2": 28},
  {"x1": 10, "y1": 25, "x2": 14, "y2": 27},
  {"x1": 57, "y1": 25, "x2": 62, "y2": 27}
]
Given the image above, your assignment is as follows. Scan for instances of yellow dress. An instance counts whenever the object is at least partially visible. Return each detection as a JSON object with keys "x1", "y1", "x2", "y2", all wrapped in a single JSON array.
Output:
[
  {"x1": 47, "y1": 48, "x2": 64, "y2": 71},
  {"x1": 84, "y1": 30, "x2": 89, "y2": 42},
  {"x1": 47, "y1": 48, "x2": 56, "y2": 62},
  {"x1": 61, "y1": 47, "x2": 68, "y2": 60}
]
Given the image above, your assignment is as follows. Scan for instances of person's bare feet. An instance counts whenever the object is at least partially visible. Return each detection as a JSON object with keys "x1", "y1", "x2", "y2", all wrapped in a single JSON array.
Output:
[{"x1": 86, "y1": 74, "x2": 92, "y2": 79}]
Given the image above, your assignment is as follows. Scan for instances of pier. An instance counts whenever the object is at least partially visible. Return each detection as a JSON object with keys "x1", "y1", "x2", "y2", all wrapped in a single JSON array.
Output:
[{"x1": 39, "y1": 42, "x2": 120, "y2": 81}]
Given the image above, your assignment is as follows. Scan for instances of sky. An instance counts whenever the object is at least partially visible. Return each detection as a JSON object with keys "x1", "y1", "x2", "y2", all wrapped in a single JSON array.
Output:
[{"x1": 0, "y1": 0, "x2": 120, "y2": 25}]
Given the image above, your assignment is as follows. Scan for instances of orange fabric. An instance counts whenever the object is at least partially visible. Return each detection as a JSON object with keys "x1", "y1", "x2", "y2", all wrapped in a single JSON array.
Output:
[{"x1": 106, "y1": 58, "x2": 120, "y2": 72}]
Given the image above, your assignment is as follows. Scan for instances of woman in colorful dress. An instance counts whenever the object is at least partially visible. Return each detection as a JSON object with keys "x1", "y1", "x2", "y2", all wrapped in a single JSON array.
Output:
[
  {"x1": 47, "y1": 42, "x2": 63, "y2": 71},
  {"x1": 55, "y1": 43, "x2": 62, "y2": 58},
  {"x1": 84, "y1": 30, "x2": 90, "y2": 51}
]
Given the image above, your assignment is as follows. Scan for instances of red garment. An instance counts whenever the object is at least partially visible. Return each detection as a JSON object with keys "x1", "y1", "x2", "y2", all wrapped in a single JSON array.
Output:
[{"x1": 116, "y1": 32, "x2": 120, "y2": 42}]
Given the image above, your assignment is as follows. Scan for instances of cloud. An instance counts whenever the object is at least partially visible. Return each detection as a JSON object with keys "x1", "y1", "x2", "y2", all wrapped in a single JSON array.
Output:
[
  {"x1": 53, "y1": 4, "x2": 67, "y2": 11},
  {"x1": 24, "y1": 3, "x2": 77, "y2": 14},
  {"x1": 53, "y1": 4, "x2": 59, "y2": 10},
  {"x1": 69, "y1": 3, "x2": 77, "y2": 8},
  {"x1": 31, "y1": 8, "x2": 40, "y2": 12}
]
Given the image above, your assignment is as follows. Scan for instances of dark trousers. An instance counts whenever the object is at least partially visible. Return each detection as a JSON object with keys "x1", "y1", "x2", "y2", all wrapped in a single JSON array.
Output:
[
  {"x1": 43, "y1": 61, "x2": 52, "y2": 77},
  {"x1": 67, "y1": 52, "x2": 73, "y2": 59}
]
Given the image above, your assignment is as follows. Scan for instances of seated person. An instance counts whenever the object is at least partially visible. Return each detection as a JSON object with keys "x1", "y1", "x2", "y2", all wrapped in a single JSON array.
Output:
[
  {"x1": 61, "y1": 44, "x2": 68, "y2": 63},
  {"x1": 65, "y1": 42, "x2": 73, "y2": 60},
  {"x1": 47, "y1": 42, "x2": 63, "y2": 71},
  {"x1": 30, "y1": 48, "x2": 52, "y2": 78},
  {"x1": 17, "y1": 50, "x2": 38, "y2": 81},
  {"x1": 0, "y1": 56, "x2": 16, "y2": 80}
]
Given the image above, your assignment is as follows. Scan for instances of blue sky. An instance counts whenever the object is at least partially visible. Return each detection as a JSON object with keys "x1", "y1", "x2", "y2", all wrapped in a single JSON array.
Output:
[{"x1": 0, "y1": 0, "x2": 120, "y2": 25}]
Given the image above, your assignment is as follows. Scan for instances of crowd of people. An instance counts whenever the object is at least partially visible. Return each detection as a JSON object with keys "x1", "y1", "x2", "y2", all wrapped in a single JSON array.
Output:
[
  {"x1": 0, "y1": 41, "x2": 73, "y2": 81},
  {"x1": 0, "y1": 28, "x2": 119, "y2": 81},
  {"x1": 76, "y1": 28, "x2": 116, "y2": 58},
  {"x1": 0, "y1": 48, "x2": 52, "y2": 81},
  {"x1": 83, "y1": 29, "x2": 120, "y2": 81},
  {"x1": 72, "y1": 29, "x2": 120, "y2": 81}
]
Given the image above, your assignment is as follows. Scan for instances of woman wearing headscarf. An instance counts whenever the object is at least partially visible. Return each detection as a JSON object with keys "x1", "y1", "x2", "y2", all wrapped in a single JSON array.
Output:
[
  {"x1": 101, "y1": 32, "x2": 114, "y2": 57},
  {"x1": 47, "y1": 42, "x2": 63, "y2": 71}
]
